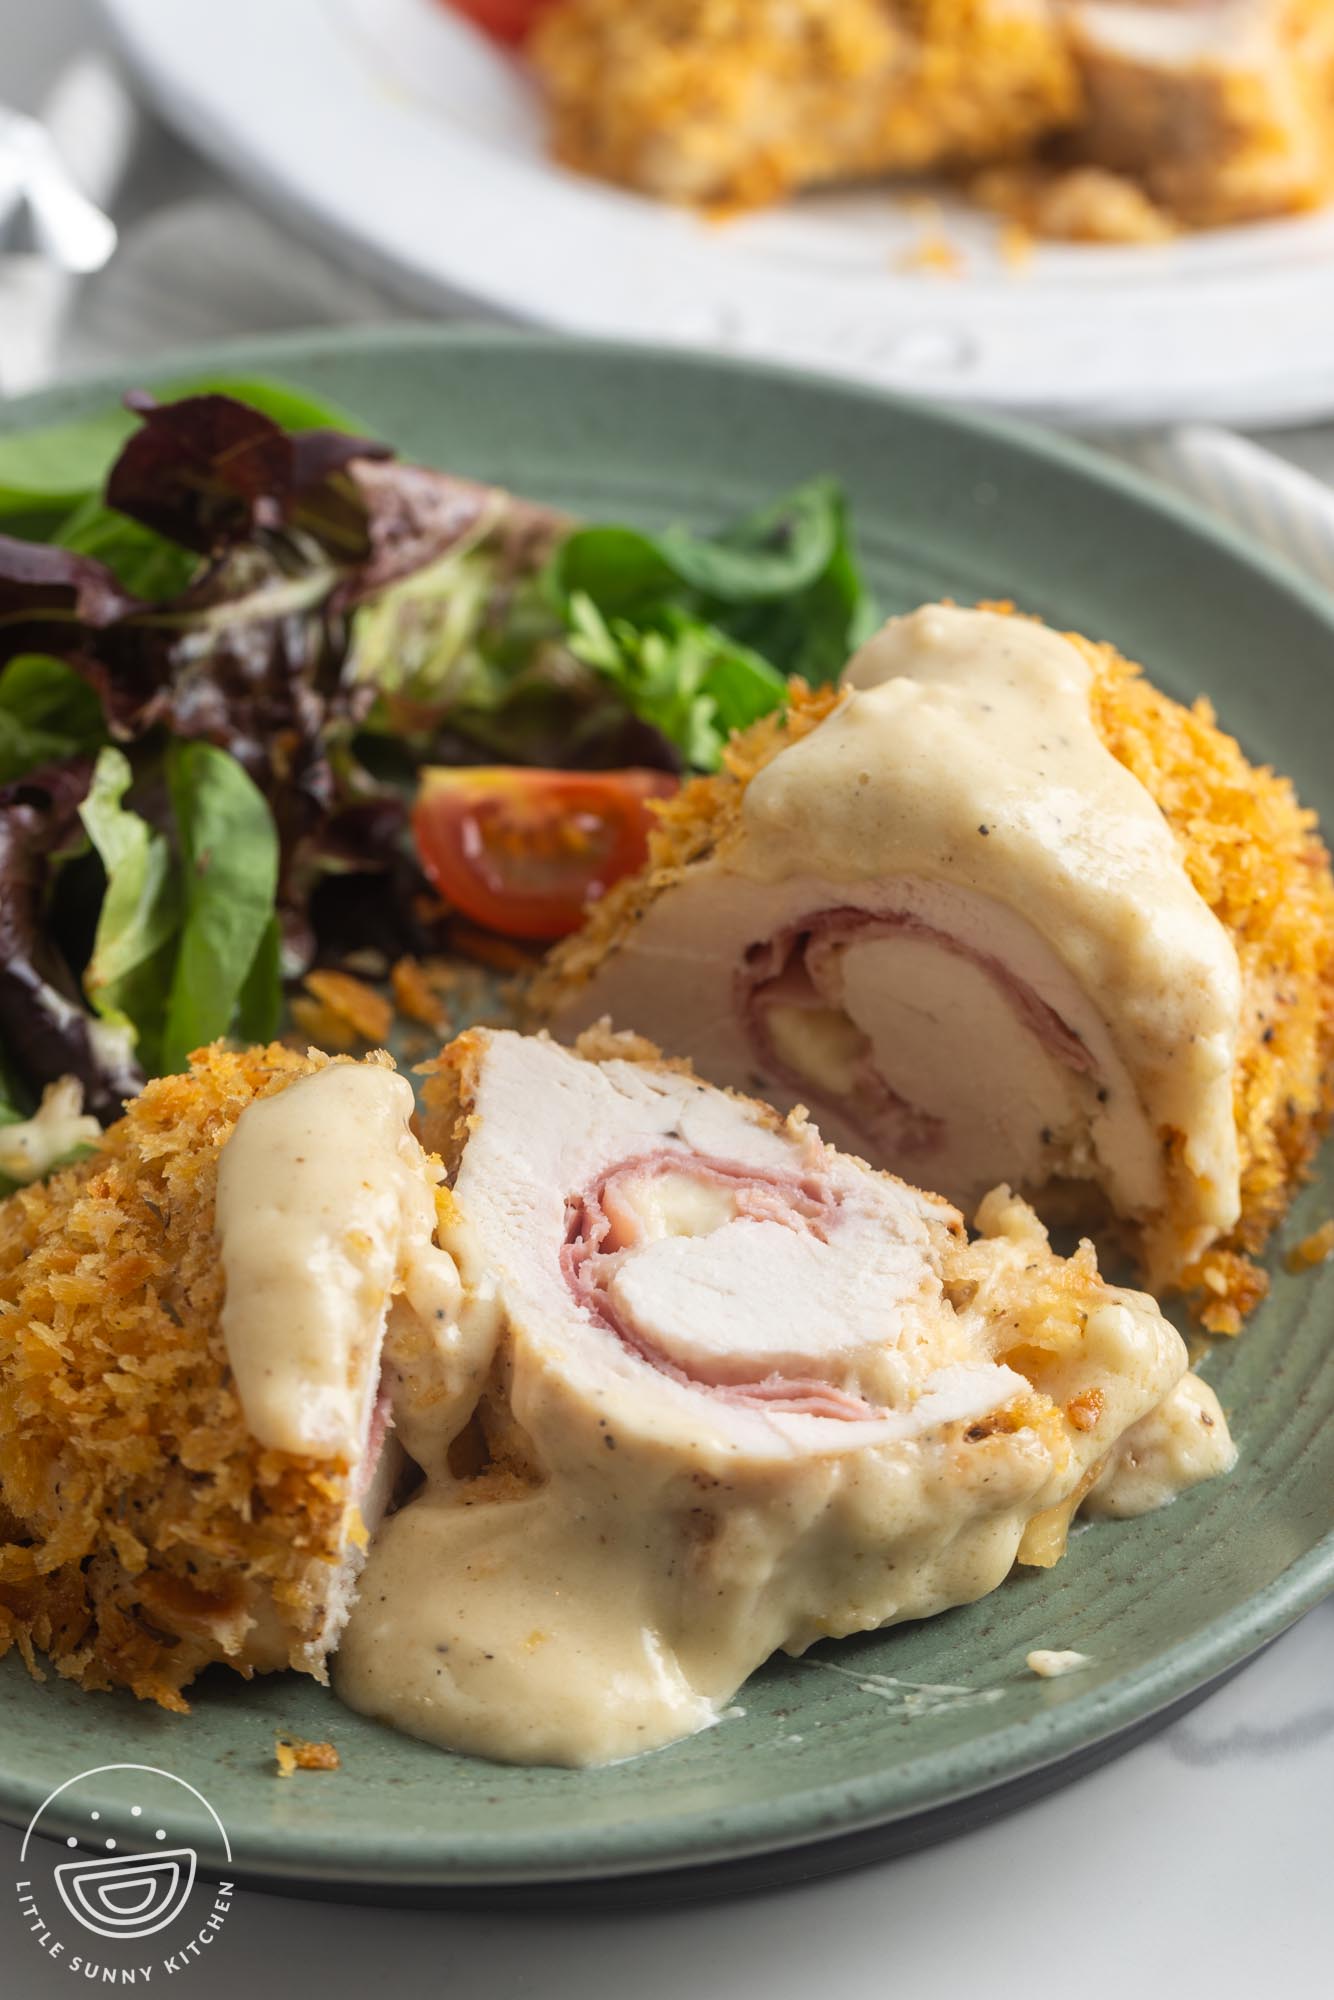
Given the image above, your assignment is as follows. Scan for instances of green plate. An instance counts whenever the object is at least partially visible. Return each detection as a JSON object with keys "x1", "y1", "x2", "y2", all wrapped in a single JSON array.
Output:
[{"x1": 2, "y1": 328, "x2": 1332, "y2": 1900}]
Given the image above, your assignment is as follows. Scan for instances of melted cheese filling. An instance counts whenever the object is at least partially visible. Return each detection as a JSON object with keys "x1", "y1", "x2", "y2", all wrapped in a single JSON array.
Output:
[
  {"x1": 602, "y1": 1165, "x2": 739, "y2": 1246},
  {"x1": 741, "y1": 606, "x2": 1243, "y2": 1236}
]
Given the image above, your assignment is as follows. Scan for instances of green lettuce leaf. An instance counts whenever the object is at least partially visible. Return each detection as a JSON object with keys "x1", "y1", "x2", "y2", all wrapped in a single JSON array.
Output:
[
  {"x1": 54, "y1": 496, "x2": 200, "y2": 600},
  {"x1": 79, "y1": 746, "x2": 181, "y2": 1069},
  {"x1": 0, "y1": 653, "x2": 108, "y2": 782},
  {"x1": 161, "y1": 742, "x2": 280, "y2": 1074},
  {"x1": 568, "y1": 596, "x2": 787, "y2": 771},
  {"x1": 547, "y1": 476, "x2": 875, "y2": 743},
  {"x1": 234, "y1": 911, "x2": 284, "y2": 1045},
  {"x1": 0, "y1": 373, "x2": 366, "y2": 531}
]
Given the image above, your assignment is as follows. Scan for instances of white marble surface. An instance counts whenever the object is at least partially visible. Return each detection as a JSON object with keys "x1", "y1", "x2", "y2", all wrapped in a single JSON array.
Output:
[{"x1": 1, "y1": 5, "x2": 1332, "y2": 1993}]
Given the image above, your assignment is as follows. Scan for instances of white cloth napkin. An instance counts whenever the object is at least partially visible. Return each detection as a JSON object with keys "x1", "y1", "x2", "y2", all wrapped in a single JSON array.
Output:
[{"x1": 1126, "y1": 427, "x2": 1334, "y2": 594}]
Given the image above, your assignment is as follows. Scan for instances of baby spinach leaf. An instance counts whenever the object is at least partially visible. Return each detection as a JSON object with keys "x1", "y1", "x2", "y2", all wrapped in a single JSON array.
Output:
[
  {"x1": 547, "y1": 476, "x2": 873, "y2": 696},
  {"x1": 654, "y1": 478, "x2": 841, "y2": 603},
  {"x1": 0, "y1": 407, "x2": 140, "y2": 522},
  {"x1": 552, "y1": 480, "x2": 844, "y2": 614},
  {"x1": 720, "y1": 484, "x2": 878, "y2": 684},
  {"x1": 549, "y1": 526, "x2": 681, "y2": 616}
]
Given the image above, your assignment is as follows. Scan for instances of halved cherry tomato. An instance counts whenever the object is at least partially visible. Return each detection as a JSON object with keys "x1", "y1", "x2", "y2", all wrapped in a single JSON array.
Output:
[
  {"x1": 442, "y1": 0, "x2": 559, "y2": 46},
  {"x1": 413, "y1": 767, "x2": 678, "y2": 941}
]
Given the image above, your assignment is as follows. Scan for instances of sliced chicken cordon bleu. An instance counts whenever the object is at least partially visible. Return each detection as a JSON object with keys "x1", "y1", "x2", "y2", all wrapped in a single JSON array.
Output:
[
  {"x1": 335, "y1": 1025, "x2": 1229, "y2": 1767},
  {"x1": 1068, "y1": 1, "x2": 1334, "y2": 229},
  {"x1": 530, "y1": 0, "x2": 1079, "y2": 211},
  {"x1": 0, "y1": 1044, "x2": 468, "y2": 1710},
  {"x1": 530, "y1": 0, "x2": 1334, "y2": 238},
  {"x1": 539, "y1": 604, "x2": 1334, "y2": 1331}
]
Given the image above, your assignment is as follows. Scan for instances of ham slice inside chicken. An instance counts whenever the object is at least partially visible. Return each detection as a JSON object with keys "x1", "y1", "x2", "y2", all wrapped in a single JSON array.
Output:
[
  {"x1": 563, "y1": 1151, "x2": 879, "y2": 1419},
  {"x1": 742, "y1": 904, "x2": 1102, "y2": 1182},
  {"x1": 550, "y1": 866, "x2": 1169, "y2": 1242}
]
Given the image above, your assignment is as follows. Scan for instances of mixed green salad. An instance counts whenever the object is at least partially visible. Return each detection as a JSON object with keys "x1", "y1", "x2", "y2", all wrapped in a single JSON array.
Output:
[{"x1": 0, "y1": 377, "x2": 876, "y2": 1163}]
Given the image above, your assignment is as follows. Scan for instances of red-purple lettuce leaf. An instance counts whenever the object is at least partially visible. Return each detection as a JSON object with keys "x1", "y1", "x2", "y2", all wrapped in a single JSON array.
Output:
[
  {"x1": 0, "y1": 757, "x2": 144, "y2": 1121},
  {"x1": 107, "y1": 392, "x2": 391, "y2": 556},
  {"x1": 0, "y1": 394, "x2": 503, "y2": 967}
]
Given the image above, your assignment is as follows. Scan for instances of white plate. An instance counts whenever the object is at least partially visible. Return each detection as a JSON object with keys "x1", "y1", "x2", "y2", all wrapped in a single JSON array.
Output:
[{"x1": 102, "y1": 0, "x2": 1334, "y2": 428}]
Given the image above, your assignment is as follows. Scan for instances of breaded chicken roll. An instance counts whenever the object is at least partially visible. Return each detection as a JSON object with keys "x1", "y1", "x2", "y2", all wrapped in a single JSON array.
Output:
[
  {"x1": 540, "y1": 605, "x2": 1334, "y2": 1330},
  {"x1": 531, "y1": 0, "x2": 1078, "y2": 209},
  {"x1": 0, "y1": 1045, "x2": 467, "y2": 1709}
]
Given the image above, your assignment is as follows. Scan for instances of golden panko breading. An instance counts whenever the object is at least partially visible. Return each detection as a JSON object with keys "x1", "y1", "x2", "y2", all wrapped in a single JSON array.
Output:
[
  {"x1": 531, "y1": 0, "x2": 1078, "y2": 210},
  {"x1": 274, "y1": 1732, "x2": 341, "y2": 1777},
  {"x1": 0, "y1": 1044, "x2": 378, "y2": 1710},
  {"x1": 1078, "y1": 629, "x2": 1334, "y2": 1328},
  {"x1": 530, "y1": 0, "x2": 1334, "y2": 239},
  {"x1": 537, "y1": 610, "x2": 1334, "y2": 1331}
]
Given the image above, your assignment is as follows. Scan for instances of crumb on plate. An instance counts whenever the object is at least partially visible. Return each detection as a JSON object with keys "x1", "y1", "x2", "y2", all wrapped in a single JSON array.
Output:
[
  {"x1": 1286, "y1": 1218, "x2": 1334, "y2": 1271},
  {"x1": 301, "y1": 970, "x2": 395, "y2": 1046},
  {"x1": 275, "y1": 1733, "x2": 341, "y2": 1778}
]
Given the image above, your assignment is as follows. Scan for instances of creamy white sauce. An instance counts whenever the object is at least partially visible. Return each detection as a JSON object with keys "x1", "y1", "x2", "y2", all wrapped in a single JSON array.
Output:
[
  {"x1": 1084, "y1": 1369, "x2": 1236, "y2": 1518},
  {"x1": 551, "y1": 605, "x2": 1244, "y2": 1274},
  {"x1": 216, "y1": 1062, "x2": 462, "y2": 1458},
  {"x1": 335, "y1": 1030, "x2": 1193, "y2": 1768},
  {"x1": 742, "y1": 607, "x2": 1241, "y2": 1238}
]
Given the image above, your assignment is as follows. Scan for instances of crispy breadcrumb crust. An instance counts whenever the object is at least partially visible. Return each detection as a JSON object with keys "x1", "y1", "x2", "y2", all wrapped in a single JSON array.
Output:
[
  {"x1": 0, "y1": 1043, "x2": 380, "y2": 1710},
  {"x1": 535, "y1": 613, "x2": 1334, "y2": 1330},
  {"x1": 531, "y1": 0, "x2": 1077, "y2": 210},
  {"x1": 1076, "y1": 625, "x2": 1334, "y2": 1326},
  {"x1": 531, "y1": 0, "x2": 1334, "y2": 236}
]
